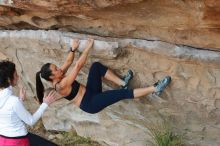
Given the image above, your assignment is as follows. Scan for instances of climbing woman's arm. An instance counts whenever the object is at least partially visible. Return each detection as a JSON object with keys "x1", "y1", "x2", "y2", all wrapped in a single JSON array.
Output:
[
  {"x1": 60, "y1": 39, "x2": 80, "y2": 74},
  {"x1": 62, "y1": 39, "x2": 94, "y2": 86}
]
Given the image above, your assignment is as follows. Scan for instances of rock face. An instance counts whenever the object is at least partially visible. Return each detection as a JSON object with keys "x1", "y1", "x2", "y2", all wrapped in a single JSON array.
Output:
[
  {"x1": 1, "y1": 0, "x2": 220, "y2": 50},
  {"x1": 1, "y1": 0, "x2": 220, "y2": 146},
  {"x1": 1, "y1": 30, "x2": 220, "y2": 146}
]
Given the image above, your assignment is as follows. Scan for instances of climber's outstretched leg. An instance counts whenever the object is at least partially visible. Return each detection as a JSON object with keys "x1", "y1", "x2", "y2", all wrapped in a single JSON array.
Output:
[
  {"x1": 80, "y1": 76, "x2": 171, "y2": 113},
  {"x1": 133, "y1": 76, "x2": 171, "y2": 98}
]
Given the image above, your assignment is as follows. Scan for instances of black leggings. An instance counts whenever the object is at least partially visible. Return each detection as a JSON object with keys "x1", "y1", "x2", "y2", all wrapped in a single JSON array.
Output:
[
  {"x1": 80, "y1": 62, "x2": 134, "y2": 114},
  {"x1": 28, "y1": 133, "x2": 58, "y2": 146}
]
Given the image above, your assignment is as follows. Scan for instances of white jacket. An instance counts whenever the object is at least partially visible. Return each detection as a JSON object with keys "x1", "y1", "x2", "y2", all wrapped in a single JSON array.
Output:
[{"x1": 0, "y1": 86, "x2": 48, "y2": 137}]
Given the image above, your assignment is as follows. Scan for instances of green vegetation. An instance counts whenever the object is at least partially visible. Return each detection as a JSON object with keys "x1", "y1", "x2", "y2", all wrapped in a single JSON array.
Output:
[
  {"x1": 148, "y1": 120, "x2": 184, "y2": 146},
  {"x1": 48, "y1": 130, "x2": 101, "y2": 146},
  {"x1": 29, "y1": 120, "x2": 101, "y2": 146}
]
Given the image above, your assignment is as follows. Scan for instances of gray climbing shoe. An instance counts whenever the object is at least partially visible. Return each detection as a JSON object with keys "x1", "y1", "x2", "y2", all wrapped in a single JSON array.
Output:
[
  {"x1": 122, "y1": 69, "x2": 133, "y2": 89},
  {"x1": 154, "y1": 76, "x2": 171, "y2": 96}
]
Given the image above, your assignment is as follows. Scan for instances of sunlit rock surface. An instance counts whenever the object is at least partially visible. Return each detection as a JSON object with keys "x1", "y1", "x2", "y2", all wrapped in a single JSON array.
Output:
[
  {"x1": 0, "y1": 30, "x2": 220, "y2": 146},
  {"x1": 1, "y1": 0, "x2": 220, "y2": 145}
]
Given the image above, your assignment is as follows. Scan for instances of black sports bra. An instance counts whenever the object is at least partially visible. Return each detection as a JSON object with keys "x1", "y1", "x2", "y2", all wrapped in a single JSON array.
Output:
[{"x1": 55, "y1": 80, "x2": 80, "y2": 100}]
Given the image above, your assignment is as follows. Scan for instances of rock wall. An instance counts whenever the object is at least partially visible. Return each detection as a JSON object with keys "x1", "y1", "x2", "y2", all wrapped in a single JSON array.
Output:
[
  {"x1": 1, "y1": 0, "x2": 220, "y2": 50},
  {"x1": 1, "y1": 0, "x2": 220, "y2": 145},
  {"x1": 0, "y1": 30, "x2": 220, "y2": 146}
]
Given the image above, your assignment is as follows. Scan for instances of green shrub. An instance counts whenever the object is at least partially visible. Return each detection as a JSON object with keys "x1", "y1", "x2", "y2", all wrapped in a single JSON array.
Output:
[{"x1": 148, "y1": 120, "x2": 184, "y2": 146}]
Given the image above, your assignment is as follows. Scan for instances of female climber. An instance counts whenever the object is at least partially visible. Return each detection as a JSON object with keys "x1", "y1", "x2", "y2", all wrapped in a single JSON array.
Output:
[{"x1": 36, "y1": 39, "x2": 171, "y2": 114}]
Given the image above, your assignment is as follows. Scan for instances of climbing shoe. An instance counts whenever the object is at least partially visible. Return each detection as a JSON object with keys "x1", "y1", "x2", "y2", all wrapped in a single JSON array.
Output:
[
  {"x1": 122, "y1": 69, "x2": 133, "y2": 89},
  {"x1": 154, "y1": 76, "x2": 171, "y2": 96}
]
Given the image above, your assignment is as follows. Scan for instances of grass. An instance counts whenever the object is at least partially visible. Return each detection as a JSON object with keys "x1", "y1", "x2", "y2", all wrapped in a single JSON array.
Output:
[
  {"x1": 50, "y1": 130, "x2": 101, "y2": 146},
  {"x1": 148, "y1": 120, "x2": 184, "y2": 146},
  {"x1": 29, "y1": 117, "x2": 184, "y2": 146},
  {"x1": 28, "y1": 119, "x2": 101, "y2": 146}
]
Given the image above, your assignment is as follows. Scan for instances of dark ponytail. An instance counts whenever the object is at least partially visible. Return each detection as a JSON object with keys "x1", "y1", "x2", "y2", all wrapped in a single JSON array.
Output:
[
  {"x1": 0, "y1": 61, "x2": 16, "y2": 88},
  {"x1": 36, "y1": 63, "x2": 52, "y2": 104},
  {"x1": 36, "y1": 71, "x2": 44, "y2": 103}
]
